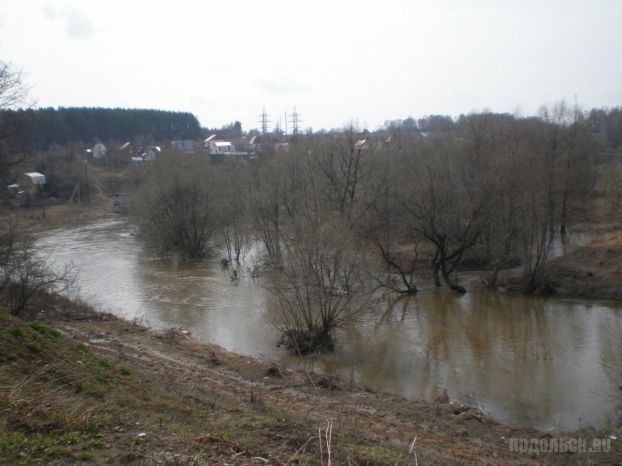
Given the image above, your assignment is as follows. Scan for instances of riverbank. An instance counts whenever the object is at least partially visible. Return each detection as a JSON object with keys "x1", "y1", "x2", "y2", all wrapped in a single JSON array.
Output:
[
  {"x1": 499, "y1": 228, "x2": 622, "y2": 302},
  {"x1": 1, "y1": 298, "x2": 620, "y2": 465},
  {"x1": 5, "y1": 188, "x2": 622, "y2": 303},
  {"x1": 543, "y1": 230, "x2": 622, "y2": 301},
  {"x1": 0, "y1": 193, "x2": 115, "y2": 234}
]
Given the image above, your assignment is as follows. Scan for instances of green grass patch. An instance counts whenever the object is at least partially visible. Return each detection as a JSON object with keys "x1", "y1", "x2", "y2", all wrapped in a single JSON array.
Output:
[
  {"x1": 97, "y1": 357, "x2": 111, "y2": 368},
  {"x1": 30, "y1": 321, "x2": 61, "y2": 340},
  {"x1": 26, "y1": 342, "x2": 41, "y2": 353},
  {"x1": 8, "y1": 326, "x2": 23, "y2": 338},
  {"x1": 76, "y1": 342, "x2": 89, "y2": 353},
  {"x1": 0, "y1": 430, "x2": 102, "y2": 464}
]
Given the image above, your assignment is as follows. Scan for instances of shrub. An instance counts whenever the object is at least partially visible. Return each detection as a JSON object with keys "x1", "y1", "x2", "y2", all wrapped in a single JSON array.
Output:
[
  {"x1": 133, "y1": 155, "x2": 222, "y2": 259},
  {"x1": 0, "y1": 223, "x2": 74, "y2": 318}
]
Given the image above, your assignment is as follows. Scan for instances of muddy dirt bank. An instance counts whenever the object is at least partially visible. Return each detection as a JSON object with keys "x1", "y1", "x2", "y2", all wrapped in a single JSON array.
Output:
[
  {"x1": 31, "y1": 309, "x2": 622, "y2": 464},
  {"x1": 500, "y1": 230, "x2": 622, "y2": 302}
]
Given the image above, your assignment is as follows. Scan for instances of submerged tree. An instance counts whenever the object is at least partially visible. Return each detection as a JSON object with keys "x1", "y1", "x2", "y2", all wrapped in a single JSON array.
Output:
[
  {"x1": 134, "y1": 155, "x2": 220, "y2": 259},
  {"x1": 403, "y1": 134, "x2": 492, "y2": 293},
  {"x1": 268, "y1": 210, "x2": 374, "y2": 354},
  {"x1": 219, "y1": 164, "x2": 250, "y2": 263},
  {"x1": 360, "y1": 153, "x2": 420, "y2": 295}
]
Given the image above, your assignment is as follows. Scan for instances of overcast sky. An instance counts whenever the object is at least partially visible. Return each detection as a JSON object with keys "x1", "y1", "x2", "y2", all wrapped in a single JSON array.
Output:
[{"x1": 1, "y1": 0, "x2": 621, "y2": 131}]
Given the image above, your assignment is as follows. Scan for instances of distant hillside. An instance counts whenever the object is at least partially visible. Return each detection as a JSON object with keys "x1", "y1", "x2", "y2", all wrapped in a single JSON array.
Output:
[{"x1": 0, "y1": 107, "x2": 201, "y2": 150}]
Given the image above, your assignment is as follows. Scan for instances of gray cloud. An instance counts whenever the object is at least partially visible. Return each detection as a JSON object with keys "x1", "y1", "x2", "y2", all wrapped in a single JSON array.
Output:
[{"x1": 41, "y1": 4, "x2": 94, "y2": 40}]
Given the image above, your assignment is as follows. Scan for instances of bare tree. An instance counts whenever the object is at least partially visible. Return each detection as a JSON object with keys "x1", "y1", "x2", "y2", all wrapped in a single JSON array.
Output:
[
  {"x1": 219, "y1": 164, "x2": 250, "y2": 263},
  {"x1": 360, "y1": 153, "x2": 420, "y2": 295},
  {"x1": 246, "y1": 149, "x2": 317, "y2": 264},
  {"x1": 246, "y1": 156, "x2": 286, "y2": 262},
  {"x1": 268, "y1": 211, "x2": 374, "y2": 354},
  {"x1": 0, "y1": 61, "x2": 28, "y2": 109},
  {"x1": 403, "y1": 135, "x2": 491, "y2": 292},
  {"x1": 134, "y1": 155, "x2": 221, "y2": 259},
  {"x1": 537, "y1": 101, "x2": 573, "y2": 238},
  {"x1": 558, "y1": 104, "x2": 597, "y2": 235},
  {"x1": 476, "y1": 116, "x2": 531, "y2": 287},
  {"x1": 0, "y1": 222, "x2": 74, "y2": 317},
  {"x1": 0, "y1": 61, "x2": 30, "y2": 179},
  {"x1": 307, "y1": 126, "x2": 371, "y2": 222}
]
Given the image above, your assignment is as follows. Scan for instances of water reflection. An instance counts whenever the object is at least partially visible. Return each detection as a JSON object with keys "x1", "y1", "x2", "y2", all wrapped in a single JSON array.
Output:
[{"x1": 36, "y1": 220, "x2": 622, "y2": 431}]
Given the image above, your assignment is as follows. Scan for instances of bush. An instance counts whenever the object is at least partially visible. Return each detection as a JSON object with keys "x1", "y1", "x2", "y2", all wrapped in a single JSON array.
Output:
[
  {"x1": 0, "y1": 223, "x2": 74, "y2": 318},
  {"x1": 133, "y1": 155, "x2": 222, "y2": 259},
  {"x1": 267, "y1": 213, "x2": 374, "y2": 354}
]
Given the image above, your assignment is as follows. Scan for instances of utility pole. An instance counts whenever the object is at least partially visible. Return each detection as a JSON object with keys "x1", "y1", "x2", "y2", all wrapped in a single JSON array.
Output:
[
  {"x1": 289, "y1": 106, "x2": 301, "y2": 136},
  {"x1": 259, "y1": 106, "x2": 270, "y2": 135},
  {"x1": 274, "y1": 117, "x2": 282, "y2": 135},
  {"x1": 84, "y1": 159, "x2": 91, "y2": 206}
]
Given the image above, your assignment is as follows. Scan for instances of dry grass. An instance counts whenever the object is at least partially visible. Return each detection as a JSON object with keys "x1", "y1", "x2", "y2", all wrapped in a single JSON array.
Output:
[
  {"x1": 542, "y1": 230, "x2": 622, "y2": 300},
  {"x1": 0, "y1": 311, "x2": 410, "y2": 464}
]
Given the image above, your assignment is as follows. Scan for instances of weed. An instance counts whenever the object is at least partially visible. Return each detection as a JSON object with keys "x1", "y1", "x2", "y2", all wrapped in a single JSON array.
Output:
[
  {"x1": 8, "y1": 326, "x2": 23, "y2": 338},
  {"x1": 26, "y1": 342, "x2": 41, "y2": 353},
  {"x1": 0, "y1": 431, "x2": 102, "y2": 464},
  {"x1": 97, "y1": 357, "x2": 111, "y2": 368},
  {"x1": 118, "y1": 365, "x2": 131, "y2": 376},
  {"x1": 0, "y1": 431, "x2": 25, "y2": 461},
  {"x1": 76, "y1": 342, "x2": 91, "y2": 354},
  {"x1": 30, "y1": 321, "x2": 61, "y2": 340}
]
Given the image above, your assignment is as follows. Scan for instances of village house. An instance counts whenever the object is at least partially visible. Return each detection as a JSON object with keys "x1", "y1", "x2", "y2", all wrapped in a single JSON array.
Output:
[
  {"x1": 18, "y1": 172, "x2": 46, "y2": 194},
  {"x1": 204, "y1": 135, "x2": 236, "y2": 155},
  {"x1": 354, "y1": 139, "x2": 369, "y2": 151},
  {"x1": 213, "y1": 141, "x2": 235, "y2": 154},
  {"x1": 139, "y1": 146, "x2": 161, "y2": 161},
  {"x1": 203, "y1": 134, "x2": 217, "y2": 149},
  {"x1": 6, "y1": 172, "x2": 46, "y2": 206},
  {"x1": 248, "y1": 135, "x2": 259, "y2": 153},
  {"x1": 119, "y1": 141, "x2": 134, "y2": 155}
]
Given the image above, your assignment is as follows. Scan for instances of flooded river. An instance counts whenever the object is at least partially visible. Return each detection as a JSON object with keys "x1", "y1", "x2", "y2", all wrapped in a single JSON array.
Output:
[{"x1": 37, "y1": 219, "x2": 622, "y2": 431}]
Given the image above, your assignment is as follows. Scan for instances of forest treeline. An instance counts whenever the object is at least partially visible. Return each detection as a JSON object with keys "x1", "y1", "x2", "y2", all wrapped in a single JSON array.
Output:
[
  {"x1": 382, "y1": 107, "x2": 622, "y2": 153},
  {"x1": 0, "y1": 107, "x2": 201, "y2": 150}
]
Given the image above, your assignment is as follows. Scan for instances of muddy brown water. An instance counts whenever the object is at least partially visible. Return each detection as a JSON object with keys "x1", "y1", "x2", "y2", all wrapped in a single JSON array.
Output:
[{"x1": 36, "y1": 219, "x2": 622, "y2": 432}]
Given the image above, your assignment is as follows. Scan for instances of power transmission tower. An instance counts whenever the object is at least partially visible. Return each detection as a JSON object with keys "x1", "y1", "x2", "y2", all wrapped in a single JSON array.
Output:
[
  {"x1": 259, "y1": 106, "x2": 270, "y2": 135},
  {"x1": 274, "y1": 117, "x2": 282, "y2": 135},
  {"x1": 289, "y1": 106, "x2": 301, "y2": 135}
]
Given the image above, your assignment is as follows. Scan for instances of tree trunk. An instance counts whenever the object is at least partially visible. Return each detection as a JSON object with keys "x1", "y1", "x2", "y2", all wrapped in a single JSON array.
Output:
[
  {"x1": 560, "y1": 192, "x2": 568, "y2": 236},
  {"x1": 432, "y1": 260, "x2": 442, "y2": 287},
  {"x1": 440, "y1": 259, "x2": 466, "y2": 293}
]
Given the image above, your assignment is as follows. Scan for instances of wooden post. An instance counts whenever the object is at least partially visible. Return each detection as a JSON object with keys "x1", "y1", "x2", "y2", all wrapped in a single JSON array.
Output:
[{"x1": 84, "y1": 161, "x2": 91, "y2": 206}]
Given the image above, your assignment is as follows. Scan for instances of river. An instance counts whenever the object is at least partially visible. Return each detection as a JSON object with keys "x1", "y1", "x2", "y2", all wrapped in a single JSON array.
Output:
[{"x1": 36, "y1": 219, "x2": 622, "y2": 432}]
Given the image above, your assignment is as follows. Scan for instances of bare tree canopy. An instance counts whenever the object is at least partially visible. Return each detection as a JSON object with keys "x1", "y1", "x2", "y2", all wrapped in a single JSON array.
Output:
[
  {"x1": 0, "y1": 61, "x2": 28, "y2": 109},
  {"x1": 0, "y1": 61, "x2": 30, "y2": 174},
  {"x1": 133, "y1": 155, "x2": 221, "y2": 259}
]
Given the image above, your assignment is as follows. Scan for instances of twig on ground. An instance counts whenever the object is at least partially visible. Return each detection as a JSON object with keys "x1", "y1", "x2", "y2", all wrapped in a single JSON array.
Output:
[
  {"x1": 286, "y1": 436, "x2": 315, "y2": 465},
  {"x1": 408, "y1": 435, "x2": 418, "y2": 466}
]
